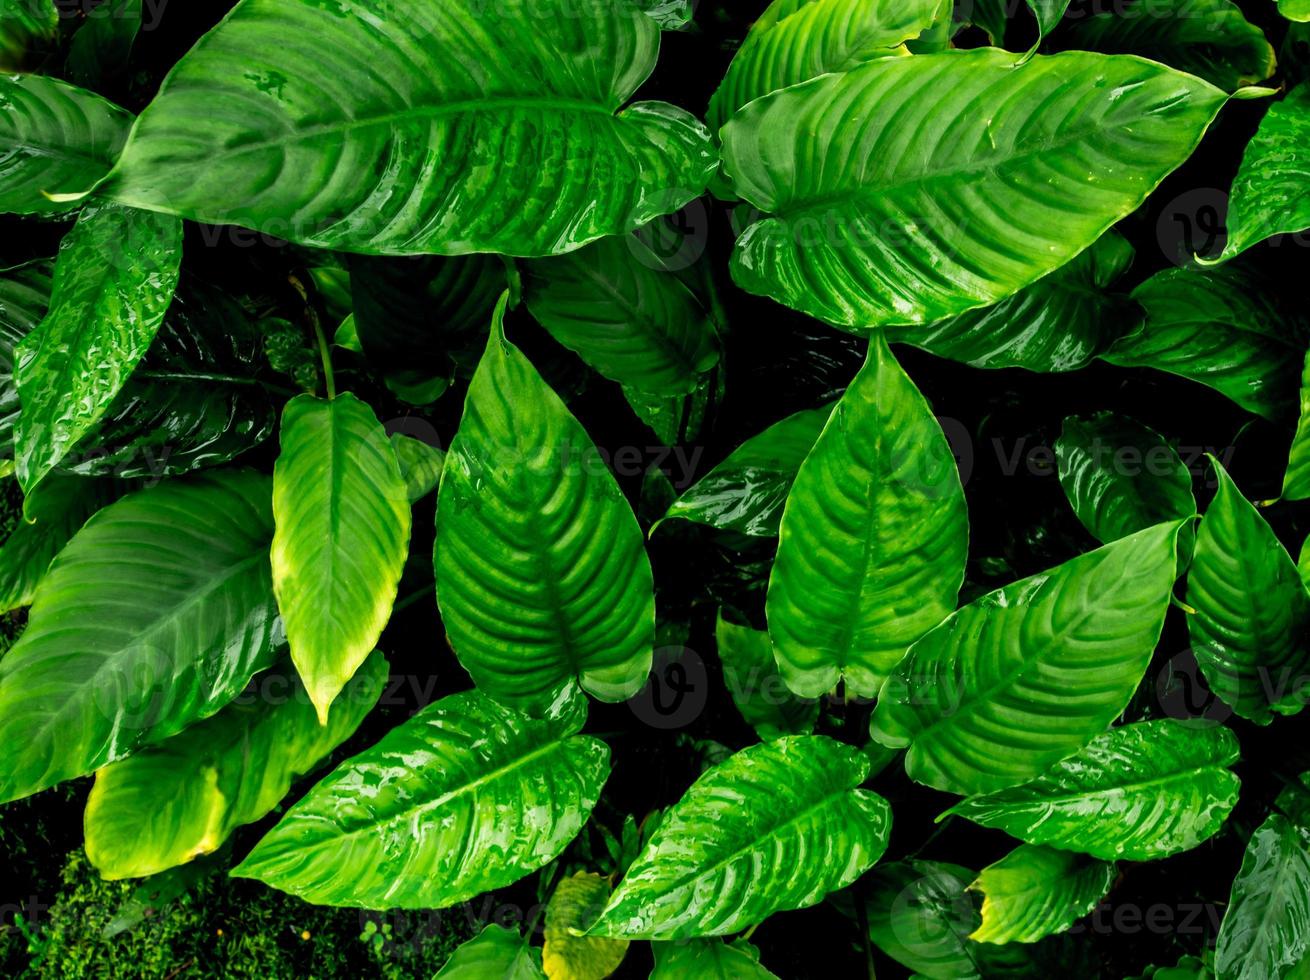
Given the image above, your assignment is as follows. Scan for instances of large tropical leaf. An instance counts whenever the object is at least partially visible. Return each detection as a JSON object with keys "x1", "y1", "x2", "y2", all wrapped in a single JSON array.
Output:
[
  {"x1": 272, "y1": 393, "x2": 409, "y2": 722},
  {"x1": 84, "y1": 653, "x2": 387, "y2": 880},
  {"x1": 434, "y1": 297, "x2": 654, "y2": 709},
  {"x1": 871, "y1": 522, "x2": 1180, "y2": 795},
  {"x1": 1052, "y1": 0, "x2": 1275, "y2": 91},
  {"x1": 969, "y1": 845, "x2": 1114, "y2": 945},
  {"x1": 434, "y1": 926, "x2": 546, "y2": 979},
  {"x1": 13, "y1": 203, "x2": 182, "y2": 497},
  {"x1": 589, "y1": 736, "x2": 890, "y2": 940},
  {"x1": 0, "y1": 471, "x2": 281, "y2": 803},
  {"x1": 523, "y1": 234, "x2": 720, "y2": 396},
  {"x1": 1103, "y1": 265, "x2": 1305, "y2": 421},
  {"x1": 0, "y1": 260, "x2": 51, "y2": 460},
  {"x1": 719, "y1": 49, "x2": 1224, "y2": 329},
  {"x1": 862, "y1": 860, "x2": 982, "y2": 979},
  {"x1": 715, "y1": 611, "x2": 819, "y2": 741},
  {"x1": 765, "y1": 333, "x2": 967, "y2": 698},
  {"x1": 0, "y1": 475, "x2": 113, "y2": 614},
  {"x1": 232, "y1": 689, "x2": 608, "y2": 909},
  {"x1": 650, "y1": 939, "x2": 778, "y2": 978},
  {"x1": 0, "y1": 0, "x2": 57, "y2": 71},
  {"x1": 943, "y1": 720, "x2": 1241, "y2": 861},
  {"x1": 1055, "y1": 413, "x2": 1196, "y2": 544},
  {"x1": 1215, "y1": 780, "x2": 1310, "y2": 980},
  {"x1": 1214, "y1": 83, "x2": 1310, "y2": 262},
  {"x1": 99, "y1": 0, "x2": 716, "y2": 257},
  {"x1": 661, "y1": 405, "x2": 829, "y2": 537},
  {"x1": 886, "y1": 232, "x2": 1138, "y2": 372},
  {"x1": 0, "y1": 73, "x2": 130, "y2": 215},
  {"x1": 704, "y1": 0, "x2": 938, "y2": 132},
  {"x1": 1286, "y1": 351, "x2": 1310, "y2": 501},
  {"x1": 542, "y1": 872, "x2": 629, "y2": 980},
  {"x1": 1186, "y1": 458, "x2": 1310, "y2": 723}
]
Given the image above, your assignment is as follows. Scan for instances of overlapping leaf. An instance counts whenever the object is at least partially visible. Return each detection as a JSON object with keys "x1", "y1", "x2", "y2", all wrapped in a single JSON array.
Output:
[
  {"x1": 871, "y1": 522, "x2": 1180, "y2": 795},
  {"x1": 721, "y1": 49, "x2": 1224, "y2": 329},
  {"x1": 766, "y1": 333, "x2": 967, "y2": 698},
  {"x1": 943, "y1": 720, "x2": 1241, "y2": 861},
  {"x1": 590, "y1": 736, "x2": 890, "y2": 939},
  {"x1": 233, "y1": 689, "x2": 608, "y2": 908},
  {"x1": 0, "y1": 471, "x2": 281, "y2": 803},
  {"x1": 1285, "y1": 351, "x2": 1310, "y2": 501},
  {"x1": 862, "y1": 860, "x2": 982, "y2": 979},
  {"x1": 0, "y1": 261, "x2": 50, "y2": 460},
  {"x1": 434, "y1": 297, "x2": 654, "y2": 709},
  {"x1": 0, "y1": 0, "x2": 57, "y2": 71},
  {"x1": 0, "y1": 475, "x2": 113, "y2": 613},
  {"x1": 969, "y1": 845, "x2": 1114, "y2": 945},
  {"x1": 391, "y1": 433, "x2": 444, "y2": 503},
  {"x1": 434, "y1": 927, "x2": 546, "y2": 979},
  {"x1": 542, "y1": 873, "x2": 629, "y2": 980},
  {"x1": 84, "y1": 653, "x2": 387, "y2": 880},
  {"x1": 100, "y1": 0, "x2": 716, "y2": 256},
  {"x1": 650, "y1": 939, "x2": 778, "y2": 978},
  {"x1": 715, "y1": 611, "x2": 818, "y2": 741}
]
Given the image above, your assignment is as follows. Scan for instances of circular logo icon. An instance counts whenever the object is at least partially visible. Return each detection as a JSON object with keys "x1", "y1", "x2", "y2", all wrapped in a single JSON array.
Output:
[{"x1": 628, "y1": 645, "x2": 708, "y2": 729}]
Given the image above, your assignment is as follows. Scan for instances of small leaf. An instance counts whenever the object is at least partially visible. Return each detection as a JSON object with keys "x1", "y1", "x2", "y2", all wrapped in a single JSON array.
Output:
[
  {"x1": 872, "y1": 522, "x2": 1181, "y2": 795},
  {"x1": 233, "y1": 689, "x2": 608, "y2": 909},
  {"x1": 590, "y1": 735, "x2": 891, "y2": 940},
  {"x1": 715, "y1": 611, "x2": 819, "y2": 741},
  {"x1": 943, "y1": 719, "x2": 1241, "y2": 862},
  {"x1": 434, "y1": 925, "x2": 546, "y2": 980},
  {"x1": 542, "y1": 873, "x2": 629, "y2": 980},
  {"x1": 272, "y1": 393, "x2": 410, "y2": 722},
  {"x1": 766, "y1": 333, "x2": 968, "y2": 698},
  {"x1": 390, "y1": 432, "x2": 444, "y2": 503},
  {"x1": 862, "y1": 860, "x2": 981, "y2": 979},
  {"x1": 1186, "y1": 458, "x2": 1310, "y2": 723},
  {"x1": 84, "y1": 653, "x2": 387, "y2": 880},
  {"x1": 650, "y1": 938, "x2": 778, "y2": 978},
  {"x1": 969, "y1": 845, "x2": 1115, "y2": 945}
]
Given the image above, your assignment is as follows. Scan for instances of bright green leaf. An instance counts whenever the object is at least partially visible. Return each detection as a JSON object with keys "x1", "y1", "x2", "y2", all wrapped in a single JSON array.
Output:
[
  {"x1": 969, "y1": 845, "x2": 1113, "y2": 945},
  {"x1": 1283, "y1": 0, "x2": 1310, "y2": 22},
  {"x1": 434, "y1": 925, "x2": 546, "y2": 980},
  {"x1": 650, "y1": 938, "x2": 778, "y2": 978},
  {"x1": 391, "y1": 433, "x2": 444, "y2": 503},
  {"x1": 1287, "y1": 351, "x2": 1310, "y2": 501},
  {"x1": 715, "y1": 611, "x2": 819, "y2": 741}
]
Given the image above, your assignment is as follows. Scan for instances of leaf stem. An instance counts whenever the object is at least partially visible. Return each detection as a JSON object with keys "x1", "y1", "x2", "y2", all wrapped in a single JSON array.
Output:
[{"x1": 289, "y1": 273, "x2": 336, "y2": 399}]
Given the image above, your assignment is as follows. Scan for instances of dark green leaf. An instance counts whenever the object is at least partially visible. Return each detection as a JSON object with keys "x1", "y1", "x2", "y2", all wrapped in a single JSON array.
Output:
[
  {"x1": 0, "y1": 0, "x2": 57, "y2": 71},
  {"x1": 390, "y1": 432, "x2": 444, "y2": 503},
  {"x1": 1285, "y1": 351, "x2": 1310, "y2": 501},
  {"x1": 863, "y1": 860, "x2": 981, "y2": 979},
  {"x1": 715, "y1": 611, "x2": 819, "y2": 741},
  {"x1": 0, "y1": 260, "x2": 51, "y2": 460},
  {"x1": 67, "y1": 0, "x2": 143, "y2": 85}
]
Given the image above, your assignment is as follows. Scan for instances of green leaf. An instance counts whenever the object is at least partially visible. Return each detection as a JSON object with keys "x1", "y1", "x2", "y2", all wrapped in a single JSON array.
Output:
[
  {"x1": 863, "y1": 860, "x2": 982, "y2": 979},
  {"x1": 434, "y1": 925, "x2": 545, "y2": 980},
  {"x1": 0, "y1": 475, "x2": 112, "y2": 614},
  {"x1": 67, "y1": 0, "x2": 142, "y2": 85},
  {"x1": 434, "y1": 297, "x2": 654, "y2": 709},
  {"x1": 523, "y1": 234, "x2": 720, "y2": 396},
  {"x1": 943, "y1": 719, "x2": 1241, "y2": 862},
  {"x1": 0, "y1": 0, "x2": 57, "y2": 71},
  {"x1": 720, "y1": 49, "x2": 1224, "y2": 329},
  {"x1": 1285, "y1": 351, "x2": 1310, "y2": 501},
  {"x1": 1283, "y1": 0, "x2": 1310, "y2": 22},
  {"x1": 14, "y1": 202, "x2": 182, "y2": 497},
  {"x1": 1215, "y1": 83, "x2": 1310, "y2": 262},
  {"x1": 1026, "y1": 0, "x2": 1071, "y2": 39},
  {"x1": 272, "y1": 393, "x2": 409, "y2": 723},
  {"x1": 542, "y1": 872, "x2": 629, "y2": 980},
  {"x1": 0, "y1": 260, "x2": 51, "y2": 460},
  {"x1": 1215, "y1": 783, "x2": 1310, "y2": 980},
  {"x1": 0, "y1": 471, "x2": 281, "y2": 803},
  {"x1": 704, "y1": 0, "x2": 939, "y2": 133},
  {"x1": 1103, "y1": 265, "x2": 1305, "y2": 421},
  {"x1": 969, "y1": 845, "x2": 1114, "y2": 945},
  {"x1": 1186, "y1": 458, "x2": 1310, "y2": 723},
  {"x1": 650, "y1": 939, "x2": 778, "y2": 978},
  {"x1": 887, "y1": 232, "x2": 1138, "y2": 372},
  {"x1": 0, "y1": 73, "x2": 131, "y2": 215},
  {"x1": 624, "y1": 363, "x2": 721, "y2": 445},
  {"x1": 766, "y1": 333, "x2": 967, "y2": 698},
  {"x1": 871, "y1": 521, "x2": 1181, "y2": 795},
  {"x1": 84, "y1": 653, "x2": 387, "y2": 880},
  {"x1": 662, "y1": 405, "x2": 830, "y2": 537},
  {"x1": 715, "y1": 611, "x2": 819, "y2": 741},
  {"x1": 100, "y1": 0, "x2": 716, "y2": 257},
  {"x1": 1052, "y1": 0, "x2": 1275, "y2": 91},
  {"x1": 1055, "y1": 413, "x2": 1196, "y2": 544},
  {"x1": 391, "y1": 433, "x2": 444, "y2": 503},
  {"x1": 232, "y1": 689, "x2": 609, "y2": 909},
  {"x1": 589, "y1": 735, "x2": 891, "y2": 940}
]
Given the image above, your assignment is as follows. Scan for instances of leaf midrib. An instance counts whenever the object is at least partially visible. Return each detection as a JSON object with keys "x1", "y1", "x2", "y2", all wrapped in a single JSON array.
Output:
[{"x1": 963, "y1": 758, "x2": 1235, "y2": 814}]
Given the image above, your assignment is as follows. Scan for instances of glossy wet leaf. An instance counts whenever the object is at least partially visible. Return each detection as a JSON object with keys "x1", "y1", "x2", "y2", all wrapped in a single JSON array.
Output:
[
  {"x1": 650, "y1": 939, "x2": 778, "y2": 978},
  {"x1": 233, "y1": 689, "x2": 608, "y2": 909},
  {"x1": 434, "y1": 298, "x2": 654, "y2": 709},
  {"x1": 0, "y1": 475, "x2": 113, "y2": 614},
  {"x1": 542, "y1": 873, "x2": 628, "y2": 980},
  {"x1": 871, "y1": 522, "x2": 1180, "y2": 795},
  {"x1": 0, "y1": 72, "x2": 130, "y2": 215},
  {"x1": 391, "y1": 433, "x2": 444, "y2": 503},
  {"x1": 523, "y1": 234, "x2": 720, "y2": 396},
  {"x1": 0, "y1": 0, "x2": 57, "y2": 71},
  {"x1": 1216, "y1": 83, "x2": 1310, "y2": 262},
  {"x1": 0, "y1": 471, "x2": 281, "y2": 803},
  {"x1": 1052, "y1": 0, "x2": 1274, "y2": 90},
  {"x1": 1056, "y1": 413, "x2": 1195, "y2": 544},
  {"x1": 943, "y1": 720, "x2": 1241, "y2": 862},
  {"x1": 715, "y1": 611, "x2": 818, "y2": 741},
  {"x1": 1186, "y1": 458, "x2": 1310, "y2": 723},
  {"x1": 434, "y1": 925, "x2": 545, "y2": 980},
  {"x1": 84, "y1": 653, "x2": 386, "y2": 880},
  {"x1": 705, "y1": 0, "x2": 938, "y2": 133},
  {"x1": 1103, "y1": 265, "x2": 1305, "y2": 421},
  {"x1": 101, "y1": 0, "x2": 716, "y2": 257},
  {"x1": 0, "y1": 260, "x2": 50, "y2": 461},
  {"x1": 766, "y1": 333, "x2": 967, "y2": 698},
  {"x1": 863, "y1": 860, "x2": 982, "y2": 979},
  {"x1": 272, "y1": 393, "x2": 410, "y2": 722},
  {"x1": 721, "y1": 49, "x2": 1224, "y2": 329},
  {"x1": 662, "y1": 405, "x2": 829, "y2": 537},
  {"x1": 14, "y1": 202, "x2": 182, "y2": 497},
  {"x1": 1285, "y1": 351, "x2": 1310, "y2": 501},
  {"x1": 887, "y1": 232, "x2": 1138, "y2": 372},
  {"x1": 590, "y1": 736, "x2": 890, "y2": 940},
  {"x1": 969, "y1": 845, "x2": 1114, "y2": 945}
]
